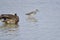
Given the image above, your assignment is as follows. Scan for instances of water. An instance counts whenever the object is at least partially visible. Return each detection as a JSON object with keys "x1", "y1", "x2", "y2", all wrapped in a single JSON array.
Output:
[{"x1": 0, "y1": 0, "x2": 60, "y2": 40}]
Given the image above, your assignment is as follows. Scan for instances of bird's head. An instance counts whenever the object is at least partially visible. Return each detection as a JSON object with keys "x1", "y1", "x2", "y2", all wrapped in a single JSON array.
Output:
[{"x1": 14, "y1": 13, "x2": 17, "y2": 16}]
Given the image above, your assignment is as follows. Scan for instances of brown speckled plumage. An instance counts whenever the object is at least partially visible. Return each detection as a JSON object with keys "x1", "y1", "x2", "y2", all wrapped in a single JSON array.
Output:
[{"x1": 0, "y1": 14, "x2": 19, "y2": 24}]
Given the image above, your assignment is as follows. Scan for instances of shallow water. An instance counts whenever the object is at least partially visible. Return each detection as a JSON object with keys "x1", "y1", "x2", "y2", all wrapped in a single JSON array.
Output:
[{"x1": 0, "y1": 0, "x2": 60, "y2": 40}]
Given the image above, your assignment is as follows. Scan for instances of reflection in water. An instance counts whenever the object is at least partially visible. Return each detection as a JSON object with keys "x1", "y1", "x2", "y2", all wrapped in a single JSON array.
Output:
[
  {"x1": 26, "y1": 16, "x2": 38, "y2": 22},
  {"x1": 0, "y1": 24, "x2": 19, "y2": 36},
  {"x1": 0, "y1": 24, "x2": 20, "y2": 40}
]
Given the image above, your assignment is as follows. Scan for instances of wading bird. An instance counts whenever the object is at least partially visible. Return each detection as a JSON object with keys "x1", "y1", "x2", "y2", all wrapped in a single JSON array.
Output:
[{"x1": 25, "y1": 9, "x2": 39, "y2": 16}]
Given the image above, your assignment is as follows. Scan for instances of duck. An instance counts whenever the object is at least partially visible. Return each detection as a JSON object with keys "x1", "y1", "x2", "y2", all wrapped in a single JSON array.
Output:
[
  {"x1": 25, "y1": 9, "x2": 39, "y2": 16},
  {"x1": 0, "y1": 13, "x2": 19, "y2": 24}
]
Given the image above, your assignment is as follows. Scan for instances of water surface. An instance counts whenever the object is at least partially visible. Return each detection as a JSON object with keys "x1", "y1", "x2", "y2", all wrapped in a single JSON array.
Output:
[{"x1": 0, "y1": 0, "x2": 60, "y2": 40}]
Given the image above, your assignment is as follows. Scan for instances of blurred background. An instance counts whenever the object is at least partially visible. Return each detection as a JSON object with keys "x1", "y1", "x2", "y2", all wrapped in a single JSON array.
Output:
[{"x1": 0, "y1": 0, "x2": 60, "y2": 40}]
